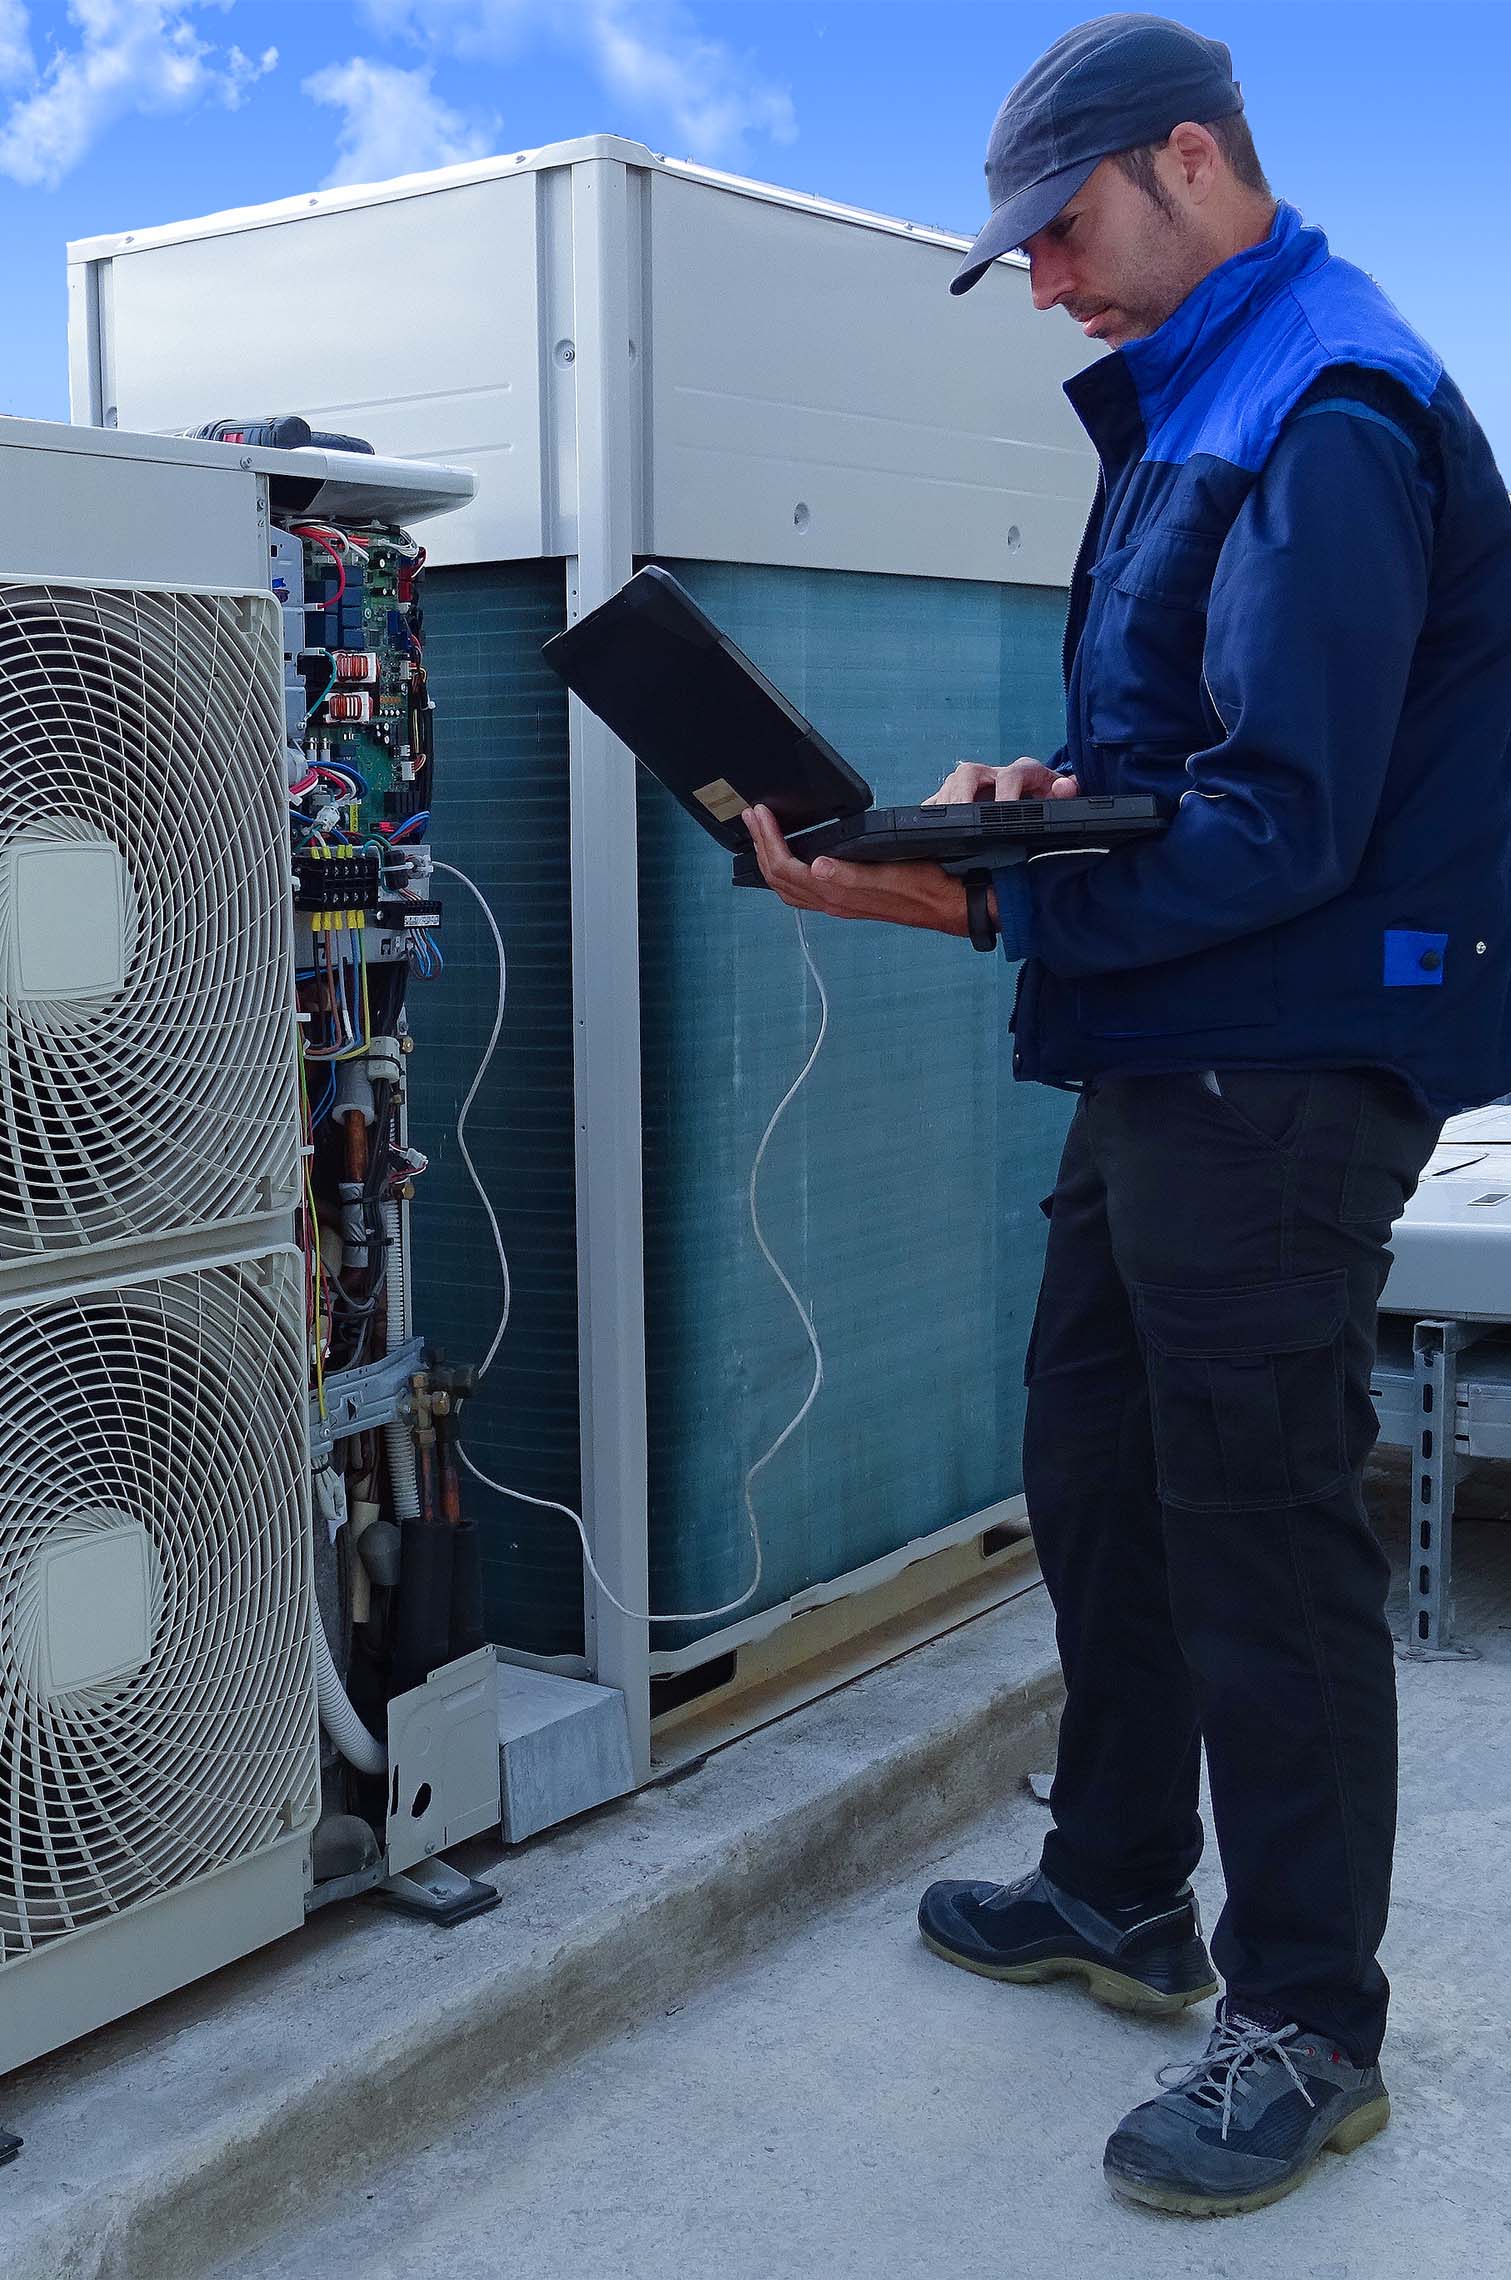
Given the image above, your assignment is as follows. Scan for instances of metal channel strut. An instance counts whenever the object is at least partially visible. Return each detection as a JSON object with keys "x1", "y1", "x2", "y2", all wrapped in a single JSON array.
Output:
[{"x1": 1402, "y1": 1319, "x2": 1480, "y2": 1661}]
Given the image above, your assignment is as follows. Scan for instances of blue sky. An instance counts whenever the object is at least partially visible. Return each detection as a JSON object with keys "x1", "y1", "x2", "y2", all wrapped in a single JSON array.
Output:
[{"x1": 3, "y1": 1, "x2": 1509, "y2": 471}]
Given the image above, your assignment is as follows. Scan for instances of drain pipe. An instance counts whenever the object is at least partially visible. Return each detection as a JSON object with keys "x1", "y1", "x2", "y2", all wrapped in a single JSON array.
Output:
[{"x1": 311, "y1": 1596, "x2": 386, "y2": 1776}]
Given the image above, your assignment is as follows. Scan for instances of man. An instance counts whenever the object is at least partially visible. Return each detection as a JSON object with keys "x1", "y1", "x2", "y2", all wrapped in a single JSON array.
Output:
[{"x1": 744, "y1": 11, "x2": 1511, "y2": 2221}]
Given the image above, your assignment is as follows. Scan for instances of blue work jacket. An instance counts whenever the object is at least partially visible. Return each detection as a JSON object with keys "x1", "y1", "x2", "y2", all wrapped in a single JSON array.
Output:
[{"x1": 997, "y1": 201, "x2": 1511, "y2": 1116}]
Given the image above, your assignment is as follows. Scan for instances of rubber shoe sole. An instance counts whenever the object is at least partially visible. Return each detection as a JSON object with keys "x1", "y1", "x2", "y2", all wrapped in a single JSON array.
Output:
[
  {"x1": 918, "y1": 1926, "x2": 1218, "y2": 2016},
  {"x1": 1105, "y1": 2094, "x2": 1391, "y2": 2217}
]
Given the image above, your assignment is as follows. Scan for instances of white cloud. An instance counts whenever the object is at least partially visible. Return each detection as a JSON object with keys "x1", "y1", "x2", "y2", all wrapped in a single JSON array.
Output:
[
  {"x1": 0, "y1": 0, "x2": 275, "y2": 188},
  {"x1": 0, "y1": 1, "x2": 34, "y2": 89},
  {"x1": 303, "y1": 56, "x2": 497, "y2": 190},
  {"x1": 358, "y1": 0, "x2": 797, "y2": 165},
  {"x1": 585, "y1": 0, "x2": 795, "y2": 157}
]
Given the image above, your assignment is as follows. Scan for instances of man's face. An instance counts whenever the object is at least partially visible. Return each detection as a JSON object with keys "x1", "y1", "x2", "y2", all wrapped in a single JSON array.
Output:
[{"x1": 1020, "y1": 154, "x2": 1207, "y2": 348}]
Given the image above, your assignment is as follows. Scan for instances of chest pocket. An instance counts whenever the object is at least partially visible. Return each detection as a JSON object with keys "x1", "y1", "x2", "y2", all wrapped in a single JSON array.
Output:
[{"x1": 1083, "y1": 523, "x2": 1224, "y2": 751}]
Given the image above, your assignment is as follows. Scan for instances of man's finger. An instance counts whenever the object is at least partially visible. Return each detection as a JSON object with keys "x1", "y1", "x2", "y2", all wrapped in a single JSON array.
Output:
[
  {"x1": 744, "y1": 805, "x2": 826, "y2": 908},
  {"x1": 809, "y1": 853, "x2": 873, "y2": 898},
  {"x1": 922, "y1": 761, "x2": 993, "y2": 808}
]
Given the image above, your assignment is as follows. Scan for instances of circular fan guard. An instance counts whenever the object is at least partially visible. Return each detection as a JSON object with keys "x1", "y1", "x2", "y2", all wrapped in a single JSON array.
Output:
[
  {"x1": 0, "y1": 1257, "x2": 317, "y2": 1958},
  {"x1": 0, "y1": 583, "x2": 296, "y2": 1255}
]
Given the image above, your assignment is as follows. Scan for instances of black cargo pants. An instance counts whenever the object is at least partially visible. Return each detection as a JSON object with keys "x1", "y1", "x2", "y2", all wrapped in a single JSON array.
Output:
[{"x1": 1023, "y1": 1067, "x2": 1442, "y2": 2063}]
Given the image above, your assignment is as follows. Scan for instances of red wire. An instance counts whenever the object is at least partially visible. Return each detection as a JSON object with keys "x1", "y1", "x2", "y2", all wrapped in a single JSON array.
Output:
[{"x1": 294, "y1": 526, "x2": 346, "y2": 607}]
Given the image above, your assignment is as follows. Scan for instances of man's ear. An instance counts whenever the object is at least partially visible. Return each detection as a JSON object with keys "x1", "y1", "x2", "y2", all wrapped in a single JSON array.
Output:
[{"x1": 1165, "y1": 120, "x2": 1222, "y2": 205}]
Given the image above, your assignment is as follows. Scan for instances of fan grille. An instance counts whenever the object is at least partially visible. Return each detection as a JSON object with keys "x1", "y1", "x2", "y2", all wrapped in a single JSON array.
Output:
[
  {"x1": 0, "y1": 1254, "x2": 317, "y2": 1959},
  {"x1": 0, "y1": 581, "x2": 296, "y2": 1256}
]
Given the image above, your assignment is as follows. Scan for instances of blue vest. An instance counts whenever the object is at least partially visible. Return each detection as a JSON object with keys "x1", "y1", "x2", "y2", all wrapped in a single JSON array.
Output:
[{"x1": 1008, "y1": 202, "x2": 1511, "y2": 1117}]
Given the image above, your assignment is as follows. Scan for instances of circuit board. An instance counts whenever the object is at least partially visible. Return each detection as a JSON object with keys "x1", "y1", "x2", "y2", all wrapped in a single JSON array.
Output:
[{"x1": 296, "y1": 521, "x2": 433, "y2": 839}]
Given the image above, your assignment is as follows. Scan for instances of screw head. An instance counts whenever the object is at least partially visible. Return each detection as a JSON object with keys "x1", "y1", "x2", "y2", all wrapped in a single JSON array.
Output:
[{"x1": 1477, "y1": 940, "x2": 1488, "y2": 955}]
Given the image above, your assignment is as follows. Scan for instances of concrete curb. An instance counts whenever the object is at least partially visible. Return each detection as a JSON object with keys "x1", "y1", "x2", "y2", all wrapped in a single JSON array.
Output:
[{"x1": 4, "y1": 1578, "x2": 1060, "y2": 2280}]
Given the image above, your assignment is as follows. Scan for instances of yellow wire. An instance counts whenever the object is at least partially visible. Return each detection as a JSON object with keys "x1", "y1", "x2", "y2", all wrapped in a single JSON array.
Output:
[
  {"x1": 329, "y1": 923, "x2": 373, "y2": 1061},
  {"x1": 297, "y1": 1047, "x2": 327, "y2": 1418}
]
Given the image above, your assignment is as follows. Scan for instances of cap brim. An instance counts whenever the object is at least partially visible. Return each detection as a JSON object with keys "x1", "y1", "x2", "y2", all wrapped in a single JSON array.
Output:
[{"x1": 949, "y1": 156, "x2": 1100, "y2": 295}]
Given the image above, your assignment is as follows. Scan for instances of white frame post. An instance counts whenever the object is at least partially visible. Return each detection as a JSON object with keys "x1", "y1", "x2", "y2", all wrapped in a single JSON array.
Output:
[{"x1": 565, "y1": 156, "x2": 652, "y2": 1777}]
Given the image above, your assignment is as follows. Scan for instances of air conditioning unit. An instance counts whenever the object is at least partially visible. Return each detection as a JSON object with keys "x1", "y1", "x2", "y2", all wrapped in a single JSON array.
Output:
[
  {"x1": 0, "y1": 419, "x2": 320, "y2": 2074},
  {"x1": 0, "y1": 1248, "x2": 317, "y2": 2072},
  {"x1": 0, "y1": 417, "x2": 503, "y2": 2087}
]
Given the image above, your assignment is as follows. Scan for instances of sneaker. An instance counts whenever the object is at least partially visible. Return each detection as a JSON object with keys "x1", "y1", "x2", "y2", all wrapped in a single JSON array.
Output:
[
  {"x1": 1103, "y1": 2003, "x2": 1391, "y2": 2216},
  {"x1": 916, "y1": 1867, "x2": 1217, "y2": 2015}
]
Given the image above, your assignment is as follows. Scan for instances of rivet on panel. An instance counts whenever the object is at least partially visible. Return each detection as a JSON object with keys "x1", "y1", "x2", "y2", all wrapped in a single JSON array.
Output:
[{"x1": 555, "y1": 339, "x2": 576, "y2": 366}]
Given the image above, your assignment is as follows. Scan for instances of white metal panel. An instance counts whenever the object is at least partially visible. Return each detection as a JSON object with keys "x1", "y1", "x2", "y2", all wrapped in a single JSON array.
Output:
[
  {"x1": 0, "y1": 418, "x2": 263, "y2": 586},
  {"x1": 0, "y1": 1835, "x2": 308, "y2": 2075},
  {"x1": 82, "y1": 179, "x2": 544, "y2": 565},
  {"x1": 70, "y1": 137, "x2": 1097, "y2": 587},
  {"x1": 642, "y1": 170, "x2": 1095, "y2": 586}
]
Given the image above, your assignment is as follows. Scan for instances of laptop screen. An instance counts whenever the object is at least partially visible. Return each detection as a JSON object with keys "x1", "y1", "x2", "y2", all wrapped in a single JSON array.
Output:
[{"x1": 542, "y1": 566, "x2": 873, "y2": 852}]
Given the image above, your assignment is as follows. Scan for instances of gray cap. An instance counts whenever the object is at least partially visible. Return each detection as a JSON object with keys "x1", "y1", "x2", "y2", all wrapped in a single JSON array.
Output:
[{"x1": 951, "y1": 13, "x2": 1243, "y2": 294}]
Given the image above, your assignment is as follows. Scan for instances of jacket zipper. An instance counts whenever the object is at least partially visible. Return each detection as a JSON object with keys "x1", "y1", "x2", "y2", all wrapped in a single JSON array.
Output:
[{"x1": 1201, "y1": 662, "x2": 1231, "y2": 735}]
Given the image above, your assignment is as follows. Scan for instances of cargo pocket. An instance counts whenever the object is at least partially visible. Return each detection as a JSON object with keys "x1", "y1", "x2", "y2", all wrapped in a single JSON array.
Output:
[{"x1": 1133, "y1": 1271, "x2": 1350, "y2": 1512}]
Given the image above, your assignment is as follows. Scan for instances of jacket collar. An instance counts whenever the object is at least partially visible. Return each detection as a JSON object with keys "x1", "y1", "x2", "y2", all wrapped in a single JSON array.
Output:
[{"x1": 1064, "y1": 202, "x2": 1328, "y2": 447}]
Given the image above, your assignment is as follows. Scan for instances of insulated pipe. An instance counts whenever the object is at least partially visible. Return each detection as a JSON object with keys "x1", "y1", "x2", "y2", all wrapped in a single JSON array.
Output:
[
  {"x1": 311, "y1": 1596, "x2": 386, "y2": 1776},
  {"x1": 382, "y1": 1199, "x2": 422, "y2": 1522}
]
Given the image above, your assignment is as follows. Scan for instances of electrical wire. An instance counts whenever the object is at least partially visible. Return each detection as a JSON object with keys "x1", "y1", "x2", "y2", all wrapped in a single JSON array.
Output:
[
  {"x1": 305, "y1": 656, "x2": 339, "y2": 725},
  {"x1": 430, "y1": 861, "x2": 511, "y2": 1373},
  {"x1": 297, "y1": 1052, "x2": 327, "y2": 1419},
  {"x1": 294, "y1": 526, "x2": 347, "y2": 606},
  {"x1": 454, "y1": 901, "x2": 831, "y2": 1627}
]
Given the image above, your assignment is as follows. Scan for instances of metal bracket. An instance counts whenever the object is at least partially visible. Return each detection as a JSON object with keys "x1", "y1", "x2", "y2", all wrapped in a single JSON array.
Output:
[
  {"x1": 309, "y1": 1334, "x2": 424, "y2": 1457},
  {"x1": 379, "y1": 1856, "x2": 501, "y2": 1925},
  {"x1": 1399, "y1": 1318, "x2": 1481, "y2": 1662}
]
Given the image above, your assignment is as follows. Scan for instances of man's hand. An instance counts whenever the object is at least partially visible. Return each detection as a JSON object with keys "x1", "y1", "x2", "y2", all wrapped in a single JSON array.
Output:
[
  {"x1": 923, "y1": 757, "x2": 1080, "y2": 805},
  {"x1": 742, "y1": 806, "x2": 971, "y2": 936}
]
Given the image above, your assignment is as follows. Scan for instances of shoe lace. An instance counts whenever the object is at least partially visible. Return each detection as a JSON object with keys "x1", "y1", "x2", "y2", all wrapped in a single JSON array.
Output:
[
  {"x1": 1155, "y1": 2014, "x2": 1314, "y2": 2142},
  {"x1": 985, "y1": 1870, "x2": 1040, "y2": 1910}
]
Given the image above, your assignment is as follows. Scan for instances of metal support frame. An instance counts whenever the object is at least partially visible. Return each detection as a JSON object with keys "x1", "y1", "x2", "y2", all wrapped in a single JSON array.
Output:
[
  {"x1": 562, "y1": 156, "x2": 653, "y2": 1778},
  {"x1": 1402, "y1": 1318, "x2": 1481, "y2": 1662},
  {"x1": 308, "y1": 1334, "x2": 424, "y2": 1458}
]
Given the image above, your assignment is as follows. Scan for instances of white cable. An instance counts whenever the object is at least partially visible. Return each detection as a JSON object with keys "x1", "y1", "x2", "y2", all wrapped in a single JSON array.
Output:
[
  {"x1": 311, "y1": 1593, "x2": 387, "y2": 1775},
  {"x1": 452, "y1": 904, "x2": 831, "y2": 1626},
  {"x1": 430, "y1": 861, "x2": 512, "y2": 1375}
]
